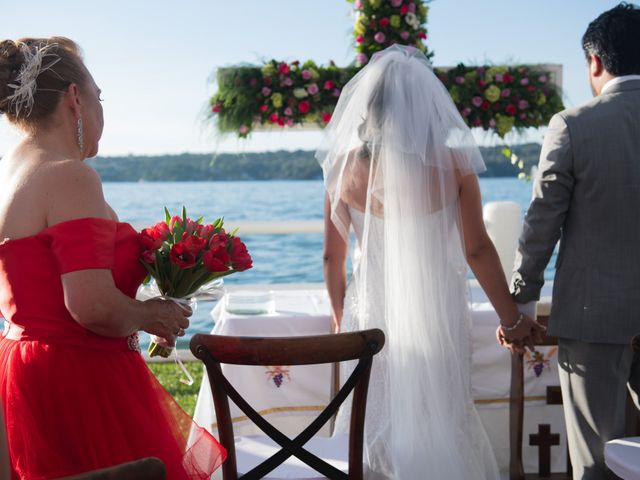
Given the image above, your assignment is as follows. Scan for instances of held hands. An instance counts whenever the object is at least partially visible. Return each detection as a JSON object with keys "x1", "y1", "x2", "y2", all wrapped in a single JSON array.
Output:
[
  {"x1": 496, "y1": 310, "x2": 546, "y2": 354},
  {"x1": 141, "y1": 298, "x2": 192, "y2": 348}
]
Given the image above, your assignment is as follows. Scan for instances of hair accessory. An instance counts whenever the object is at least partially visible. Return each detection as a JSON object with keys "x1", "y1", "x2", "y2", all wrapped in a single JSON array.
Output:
[
  {"x1": 5, "y1": 42, "x2": 61, "y2": 118},
  {"x1": 76, "y1": 116, "x2": 84, "y2": 152}
]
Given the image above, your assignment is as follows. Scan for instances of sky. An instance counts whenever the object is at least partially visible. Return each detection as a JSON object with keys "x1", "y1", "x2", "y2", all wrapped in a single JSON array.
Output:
[{"x1": 0, "y1": 0, "x2": 627, "y2": 157}]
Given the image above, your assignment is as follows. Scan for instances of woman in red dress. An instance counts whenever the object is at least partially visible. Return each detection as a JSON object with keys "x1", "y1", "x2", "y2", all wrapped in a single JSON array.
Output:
[{"x1": 0, "y1": 37, "x2": 225, "y2": 479}]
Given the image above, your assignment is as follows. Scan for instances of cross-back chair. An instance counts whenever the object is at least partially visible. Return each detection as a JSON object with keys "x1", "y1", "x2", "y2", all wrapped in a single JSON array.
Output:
[
  {"x1": 510, "y1": 313, "x2": 640, "y2": 479},
  {"x1": 57, "y1": 457, "x2": 166, "y2": 480},
  {"x1": 190, "y1": 328, "x2": 385, "y2": 480}
]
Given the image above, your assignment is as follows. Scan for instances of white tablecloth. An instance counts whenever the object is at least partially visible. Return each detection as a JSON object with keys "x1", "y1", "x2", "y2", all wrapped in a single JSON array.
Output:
[{"x1": 193, "y1": 285, "x2": 566, "y2": 475}]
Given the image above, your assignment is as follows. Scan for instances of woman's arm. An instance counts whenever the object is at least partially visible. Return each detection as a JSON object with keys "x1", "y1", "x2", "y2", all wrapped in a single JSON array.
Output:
[
  {"x1": 458, "y1": 172, "x2": 543, "y2": 350},
  {"x1": 323, "y1": 193, "x2": 349, "y2": 334},
  {"x1": 47, "y1": 161, "x2": 189, "y2": 341}
]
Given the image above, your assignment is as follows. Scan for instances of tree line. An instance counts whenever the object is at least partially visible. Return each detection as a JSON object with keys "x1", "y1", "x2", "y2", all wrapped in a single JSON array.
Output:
[{"x1": 84, "y1": 144, "x2": 542, "y2": 182}]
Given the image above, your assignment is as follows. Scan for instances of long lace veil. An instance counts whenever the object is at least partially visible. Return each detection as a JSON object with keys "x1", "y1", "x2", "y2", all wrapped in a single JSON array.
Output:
[{"x1": 316, "y1": 45, "x2": 498, "y2": 479}]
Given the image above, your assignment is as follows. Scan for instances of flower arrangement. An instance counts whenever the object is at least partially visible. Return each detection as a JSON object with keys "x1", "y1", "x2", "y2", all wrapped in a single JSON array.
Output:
[
  {"x1": 210, "y1": 61, "x2": 359, "y2": 138},
  {"x1": 350, "y1": 0, "x2": 433, "y2": 66},
  {"x1": 438, "y1": 64, "x2": 564, "y2": 137},
  {"x1": 207, "y1": 0, "x2": 564, "y2": 142},
  {"x1": 140, "y1": 207, "x2": 252, "y2": 357}
]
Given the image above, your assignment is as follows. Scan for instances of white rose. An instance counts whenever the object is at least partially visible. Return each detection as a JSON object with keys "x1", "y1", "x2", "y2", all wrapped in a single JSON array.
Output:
[
  {"x1": 405, "y1": 12, "x2": 420, "y2": 29},
  {"x1": 293, "y1": 88, "x2": 309, "y2": 99}
]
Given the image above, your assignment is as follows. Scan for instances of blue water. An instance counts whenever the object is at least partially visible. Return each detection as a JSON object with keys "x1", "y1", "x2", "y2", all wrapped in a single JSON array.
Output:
[{"x1": 102, "y1": 178, "x2": 550, "y2": 347}]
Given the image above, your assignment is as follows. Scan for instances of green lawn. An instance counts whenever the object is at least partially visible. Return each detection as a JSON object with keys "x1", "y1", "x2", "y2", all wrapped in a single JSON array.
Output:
[{"x1": 147, "y1": 361, "x2": 205, "y2": 417}]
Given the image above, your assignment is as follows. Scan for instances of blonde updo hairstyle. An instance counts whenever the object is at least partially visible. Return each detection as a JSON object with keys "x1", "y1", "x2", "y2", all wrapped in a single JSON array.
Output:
[{"x1": 0, "y1": 37, "x2": 89, "y2": 131}]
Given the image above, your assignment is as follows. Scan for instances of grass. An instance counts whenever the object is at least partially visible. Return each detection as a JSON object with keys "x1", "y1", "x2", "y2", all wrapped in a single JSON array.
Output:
[{"x1": 147, "y1": 361, "x2": 205, "y2": 417}]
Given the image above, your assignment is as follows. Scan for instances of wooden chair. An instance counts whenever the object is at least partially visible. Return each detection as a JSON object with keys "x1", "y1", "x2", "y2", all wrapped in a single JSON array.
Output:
[
  {"x1": 190, "y1": 329, "x2": 385, "y2": 480},
  {"x1": 57, "y1": 457, "x2": 166, "y2": 480},
  {"x1": 510, "y1": 314, "x2": 640, "y2": 479}
]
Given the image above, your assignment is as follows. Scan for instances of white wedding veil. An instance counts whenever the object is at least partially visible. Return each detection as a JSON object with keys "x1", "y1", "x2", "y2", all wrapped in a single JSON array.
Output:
[{"x1": 316, "y1": 45, "x2": 498, "y2": 479}]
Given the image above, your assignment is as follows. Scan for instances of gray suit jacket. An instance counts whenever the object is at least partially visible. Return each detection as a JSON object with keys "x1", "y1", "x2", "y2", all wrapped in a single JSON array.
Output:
[{"x1": 512, "y1": 79, "x2": 640, "y2": 344}]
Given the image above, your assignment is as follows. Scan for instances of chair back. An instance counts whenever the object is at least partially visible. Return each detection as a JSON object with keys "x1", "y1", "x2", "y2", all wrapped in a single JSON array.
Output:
[
  {"x1": 190, "y1": 329, "x2": 385, "y2": 480},
  {"x1": 57, "y1": 457, "x2": 166, "y2": 480}
]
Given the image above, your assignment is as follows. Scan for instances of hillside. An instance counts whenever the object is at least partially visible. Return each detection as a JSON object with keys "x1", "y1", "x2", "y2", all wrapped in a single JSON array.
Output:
[{"x1": 86, "y1": 143, "x2": 542, "y2": 181}]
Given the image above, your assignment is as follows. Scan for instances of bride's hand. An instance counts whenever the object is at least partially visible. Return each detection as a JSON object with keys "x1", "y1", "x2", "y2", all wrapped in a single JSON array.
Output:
[{"x1": 497, "y1": 314, "x2": 546, "y2": 353}]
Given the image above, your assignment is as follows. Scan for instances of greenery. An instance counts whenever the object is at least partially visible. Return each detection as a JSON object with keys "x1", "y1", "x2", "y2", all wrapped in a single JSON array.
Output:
[
  {"x1": 88, "y1": 143, "x2": 542, "y2": 182},
  {"x1": 207, "y1": 0, "x2": 563, "y2": 139},
  {"x1": 147, "y1": 361, "x2": 205, "y2": 417}
]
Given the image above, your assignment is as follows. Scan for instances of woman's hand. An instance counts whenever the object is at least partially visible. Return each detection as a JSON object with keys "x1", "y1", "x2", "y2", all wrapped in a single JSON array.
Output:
[
  {"x1": 140, "y1": 298, "x2": 191, "y2": 347},
  {"x1": 496, "y1": 314, "x2": 546, "y2": 354}
]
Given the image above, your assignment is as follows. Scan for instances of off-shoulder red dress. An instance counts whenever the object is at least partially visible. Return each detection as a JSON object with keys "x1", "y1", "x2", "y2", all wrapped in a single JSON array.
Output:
[{"x1": 0, "y1": 217, "x2": 225, "y2": 480}]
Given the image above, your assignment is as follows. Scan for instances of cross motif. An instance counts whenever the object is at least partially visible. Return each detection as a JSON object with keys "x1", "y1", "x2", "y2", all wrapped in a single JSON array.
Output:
[
  {"x1": 209, "y1": 1, "x2": 563, "y2": 141},
  {"x1": 529, "y1": 423, "x2": 561, "y2": 477}
]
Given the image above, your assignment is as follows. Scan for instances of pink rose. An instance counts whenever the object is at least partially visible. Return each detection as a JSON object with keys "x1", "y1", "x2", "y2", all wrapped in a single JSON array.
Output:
[
  {"x1": 400, "y1": 31, "x2": 410, "y2": 41},
  {"x1": 282, "y1": 77, "x2": 293, "y2": 87},
  {"x1": 518, "y1": 100, "x2": 529, "y2": 110},
  {"x1": 332, "y1": 88, "x2": 341, "y2": 97},
  {"x1": 489, "y1": 118, "x2": 497, "y2": 128},
  {"x1": 261, "y1": 87, "x2": 271, "y2": 97},
  {"x1": 356, "y1": 53, "x2": 368, "y2": 65},
  {"x1": 455, "y1": 76, "x2": 465, "y2": 85},
  {"x1": 501, "y1": 88, "x2": 511, "y2": 98},
  {"x1": 374, "y1": 32, "x2": 386, "y2": 44},
  {"x1": 391, "y1": 0, "x2": 403, "y2": 6},
  {"x1": 284, "y1": 107, "x2": 293, "y2": 116},
  {"x1": 462, "y1": 107, "x2": 471, "y2": 117},
  {"x1": 239, "y1": 125, "x2": 249, "y2": 135},
  {"x1": 307, "y1": 83, "x2": 319, "y2": 95},
  {"x1": 494, "y1": 73, "x2": 504, "y2": 83},
  {"x1": 408, "y1": 2, "x2": 416, "y2": 12},
  {"x1": 520, "y1": 77, "x2": 529, "y2": 86},
  {"x1": 301, "y1": 69, "x2": 313, "y2": 80},
  {"x1": 538, "y1": 75, "x2": 548, "y2": 83},
  {"x1": 472, "y1": 96, "x2": 483, "y2": 107},
  {"x1": 520, "y1": 113, "x2": 527, "y2": 120},
  {"x1": 354, "y1": 0, "x2": 363, "y2": 8}
]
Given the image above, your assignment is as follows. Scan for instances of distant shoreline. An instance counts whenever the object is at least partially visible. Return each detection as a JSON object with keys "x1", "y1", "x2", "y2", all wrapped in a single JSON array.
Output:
[{"x1": 86, "y1": 144, "x2": 542, "y2": 182}]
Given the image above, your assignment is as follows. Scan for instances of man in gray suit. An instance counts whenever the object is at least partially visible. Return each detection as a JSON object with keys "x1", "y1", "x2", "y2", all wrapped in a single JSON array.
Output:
[{"x1": 511, "y1": 3, "x2": 640, "y2": 479}]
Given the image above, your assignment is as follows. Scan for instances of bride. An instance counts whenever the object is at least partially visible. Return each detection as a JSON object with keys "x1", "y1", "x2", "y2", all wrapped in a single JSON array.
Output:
[{"x1": 316, "y1": 45, "x2": 543, "y2": 479}]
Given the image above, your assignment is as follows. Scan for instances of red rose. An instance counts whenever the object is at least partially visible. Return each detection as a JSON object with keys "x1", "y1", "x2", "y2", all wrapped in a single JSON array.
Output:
[
  {"x1": 503, "y1": 73, "x2": 514, "y2": 84},
  {"x1": 263, "y1": 77, "x2": 272, "y2": 86},
  {"x1": 140, "y1": 222, "x2": 169, "y2": 250},
  {"x1": 278, "y1": 63, "x2": 290, "y2": 75},
  {"x1": 527, "y1": 85, "x2": 536, "y2": 92},
  {"x1": 230, "y1": 237, "x2": 253, "y2": 271},
  {"x1": 169, "y1": 216, "x2": 183, "y2": 233},
  {"x1": 203, "y1": 247, "x2": 230, "y2": 273},
  {"x1": 269, "y1": 113, "x2": 279, "y2": 123},
  {"x1": 481, "y1": 101, "x2": 490, "y2": 111},
  {"x1": 277, "y1": 118, "x2": 285, "y2": 127},
  {"x1": 478, "y1": 79, "x2": 487, "y2": 88},
  {"x1": 259, "y1": 104, "x2": 268, "y2": 113},
  {"x1": 472, "y1": 118, "x2": 482, "y2": 127},
  {"x1": 400, "y1": 5, "x2": 409, "y2": 15},
  {"x1": 505, "y1": 104, "x2": 517, "y2": 115},
  {"x1": 141, "y1": 250, "x2": 156, "y2": 264},
  {"x1": 180, "y1": 233, "x2": 207, "y2": 255},
  {"x1": 198, "y1": 224, "x2": 216, "y2": 241},
  {"x1": 322, "y1": 112, "x2": 332, "y2": 123},
  {"x1": 379, "y1": 17, "x2": 390, "y2": 28},
  {"x1": 298, "y1": 101, "x2": 310, "y2": 114},
  {"x1": 323, "y1": 80, "x2": 335, "y2": 90},
  {"x1": 169, "y1": 242, "x2": 197, "y2": 269},
  {"x1": 211, "y1": 104, "x2": 221, "y2": 113},
  {"x1": 417, "y1": 31, "x2": 427, "y2": 40}
]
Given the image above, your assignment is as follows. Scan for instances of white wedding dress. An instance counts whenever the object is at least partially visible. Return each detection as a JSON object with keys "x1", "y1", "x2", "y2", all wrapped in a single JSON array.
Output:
[
  {"x1": 333, "y1": 208, "x2": 499, "y2": 479},
  {"x1": 316, "y1": 45, "x2": 500, "y2": 479}
]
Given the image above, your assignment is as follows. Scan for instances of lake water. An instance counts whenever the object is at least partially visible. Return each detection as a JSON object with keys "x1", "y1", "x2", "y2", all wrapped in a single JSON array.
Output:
[{"x1": 102, "y1": 178, "x2": 550, "y2": 347}]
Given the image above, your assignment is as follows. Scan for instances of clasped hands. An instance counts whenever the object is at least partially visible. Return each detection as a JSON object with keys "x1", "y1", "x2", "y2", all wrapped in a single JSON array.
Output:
[{"x1": 496, "y1": 302, "x2": 546, "y2": 354}]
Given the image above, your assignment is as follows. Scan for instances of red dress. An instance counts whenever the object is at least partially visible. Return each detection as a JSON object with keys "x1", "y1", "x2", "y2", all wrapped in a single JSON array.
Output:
[{"x1": 0, "y1": 217, "x2": 226, "y2": 479}]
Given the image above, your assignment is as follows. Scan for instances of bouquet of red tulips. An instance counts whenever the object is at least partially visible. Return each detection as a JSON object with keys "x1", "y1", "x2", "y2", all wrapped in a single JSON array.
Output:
[{"x1": 140, "y1": 207, "x2": 252, "y2": 357}]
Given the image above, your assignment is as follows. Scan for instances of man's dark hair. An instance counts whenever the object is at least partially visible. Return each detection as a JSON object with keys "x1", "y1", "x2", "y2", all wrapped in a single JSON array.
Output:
[{"x1": 582, "y1": 2, "x2": 640, "y2": 76}]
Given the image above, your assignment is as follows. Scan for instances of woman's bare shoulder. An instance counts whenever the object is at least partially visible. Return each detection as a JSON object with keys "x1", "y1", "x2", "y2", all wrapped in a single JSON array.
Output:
[{"x1": 41, "y1": 160, "x2": 109, "y2": 223}]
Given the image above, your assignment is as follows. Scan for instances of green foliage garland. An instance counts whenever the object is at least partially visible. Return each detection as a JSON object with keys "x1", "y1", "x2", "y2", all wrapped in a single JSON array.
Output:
[{"x1": 208, "y1": 0, "x2": 564, "y2": 139}]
